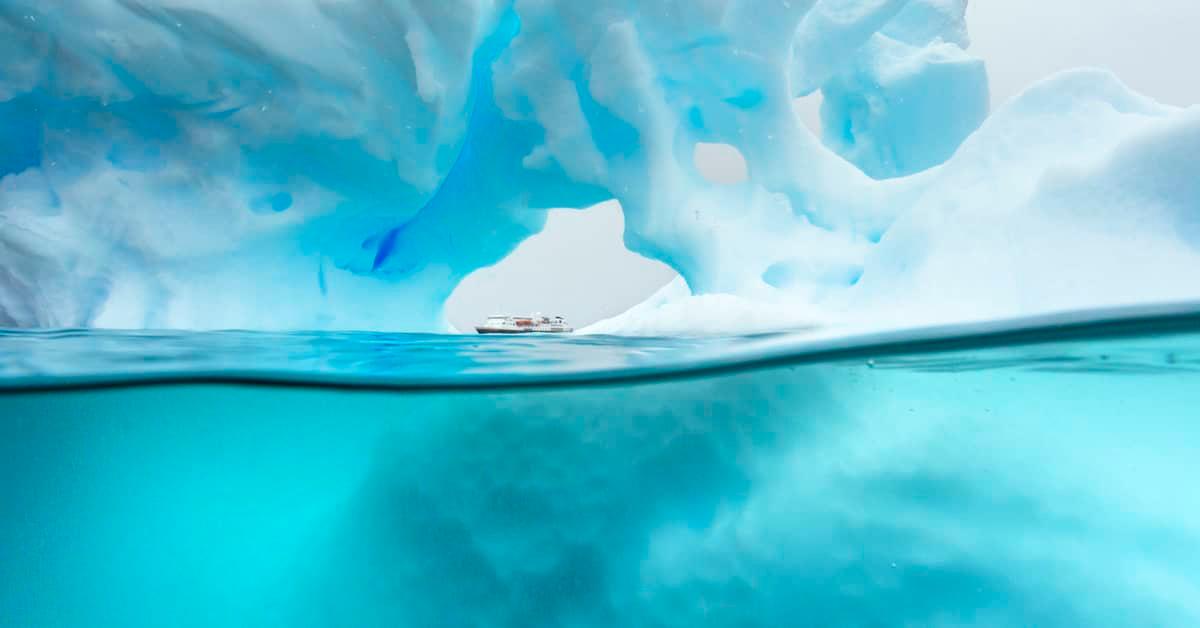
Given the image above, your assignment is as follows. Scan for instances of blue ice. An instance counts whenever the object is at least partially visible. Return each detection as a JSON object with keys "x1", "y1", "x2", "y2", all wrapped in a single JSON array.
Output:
[{"x1": 0, "y1": 1, "x2": 1197, "y2": 332}]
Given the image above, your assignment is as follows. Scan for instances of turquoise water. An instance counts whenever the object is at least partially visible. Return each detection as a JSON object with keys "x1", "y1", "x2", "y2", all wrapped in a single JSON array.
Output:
[{"x1": 3, "y1": 306, "x2": 1200, "y2": 626}]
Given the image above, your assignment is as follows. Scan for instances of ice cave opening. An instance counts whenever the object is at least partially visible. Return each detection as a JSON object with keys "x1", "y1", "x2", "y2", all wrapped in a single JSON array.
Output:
[{"x1": 444, "y1": 201, "x2": 677, "y2": 332}]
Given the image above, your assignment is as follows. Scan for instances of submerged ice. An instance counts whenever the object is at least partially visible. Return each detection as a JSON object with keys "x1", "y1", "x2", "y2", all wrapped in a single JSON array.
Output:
[
  {"x1": 5, "y1": 331, "x2": 1200, "y2": 626},
  {"x1": 0, "y1": 0, "x2": 1197, "y2": 330}
]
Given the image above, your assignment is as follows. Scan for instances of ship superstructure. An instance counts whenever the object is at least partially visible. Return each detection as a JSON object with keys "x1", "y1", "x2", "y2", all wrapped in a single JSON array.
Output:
[{"x1": 475, "y1": 314, "x2": 573, "y2": 334}]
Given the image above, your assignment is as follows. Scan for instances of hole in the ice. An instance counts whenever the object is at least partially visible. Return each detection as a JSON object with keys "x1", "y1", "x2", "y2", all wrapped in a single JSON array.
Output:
[
  {"x1": 693, "y1": 143, "x2": 748, "y2": 185},
  {"x1": 444, "y1": 200, "x2": 678, "y2": 332},
  {"x1": 792, "y1": 91, "x2": 823, "y2": 136}
]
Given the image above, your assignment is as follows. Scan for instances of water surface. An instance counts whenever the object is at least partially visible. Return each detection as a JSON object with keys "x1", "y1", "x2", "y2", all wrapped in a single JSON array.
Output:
[{"x1": 3, "y1": 305, "x2": 1200, "y2": 626}]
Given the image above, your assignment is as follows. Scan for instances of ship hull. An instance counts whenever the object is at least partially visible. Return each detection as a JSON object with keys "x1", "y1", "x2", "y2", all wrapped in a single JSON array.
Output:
[
  {"x1": 474, "y1": 327, "x2": 573, "y2": 334},
  {"x1": 475, "y1": 315, "x2": 574, "y2": 334}
]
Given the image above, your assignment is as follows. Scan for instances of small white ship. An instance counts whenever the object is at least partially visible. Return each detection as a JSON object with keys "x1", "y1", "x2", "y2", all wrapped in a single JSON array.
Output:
[{"x1": 475, "y1": 314, "x2": 574, "y2": 334}]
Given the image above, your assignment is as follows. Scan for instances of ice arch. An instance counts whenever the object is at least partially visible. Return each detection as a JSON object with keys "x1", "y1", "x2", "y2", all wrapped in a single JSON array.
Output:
[
  {"x1": 444, "y1": 201, "x2": 676, "y2": 331},
  {"x1": 1, "y1": 0, "x2": 1197, "y2": 331}
]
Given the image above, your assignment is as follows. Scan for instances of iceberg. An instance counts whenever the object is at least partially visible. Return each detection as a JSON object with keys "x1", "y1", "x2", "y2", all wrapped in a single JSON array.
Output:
[
  {"x1": 1, "y1": 0, "x2": 1197, "y2": 331},
  {"x1": 5, "y1": 327, "x2": 1200, "y2": 626}
]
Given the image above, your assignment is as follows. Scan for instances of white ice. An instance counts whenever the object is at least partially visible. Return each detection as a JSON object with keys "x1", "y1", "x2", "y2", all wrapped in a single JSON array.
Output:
[{"x1": 0, "y1": 0, "x2": 1196, "y2": 332}]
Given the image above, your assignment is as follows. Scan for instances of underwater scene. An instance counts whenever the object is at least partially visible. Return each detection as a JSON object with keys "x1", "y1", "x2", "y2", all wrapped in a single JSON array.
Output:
[
  {"x1": 4, "y1": 0, "x2": 1200, "y2": 625},
  {"x1": 4, "y1": 308, "x2": 1200, "y2": 627}
]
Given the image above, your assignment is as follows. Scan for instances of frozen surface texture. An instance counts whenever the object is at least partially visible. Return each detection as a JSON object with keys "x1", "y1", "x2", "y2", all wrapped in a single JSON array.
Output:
[{"x1": 0, "y1": 1, "x2": 1197, "y2": 331}]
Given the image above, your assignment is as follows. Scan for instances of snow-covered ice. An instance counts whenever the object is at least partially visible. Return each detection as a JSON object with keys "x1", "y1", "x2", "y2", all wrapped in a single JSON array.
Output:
[{"x1": 0, "y1": 0, "x2": 1196, "y2": 332}]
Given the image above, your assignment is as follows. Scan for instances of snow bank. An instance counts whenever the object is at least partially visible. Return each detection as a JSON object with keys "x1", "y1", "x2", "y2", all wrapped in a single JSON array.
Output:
[{"x1": 592, "y1": 69, "x2": 1200, "y2": 335}]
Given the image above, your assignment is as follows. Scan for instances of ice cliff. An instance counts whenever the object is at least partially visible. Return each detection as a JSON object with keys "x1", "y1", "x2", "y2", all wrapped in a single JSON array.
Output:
[{"x1": 1, "y1": 1, "x2": 1197, "y2": 331}]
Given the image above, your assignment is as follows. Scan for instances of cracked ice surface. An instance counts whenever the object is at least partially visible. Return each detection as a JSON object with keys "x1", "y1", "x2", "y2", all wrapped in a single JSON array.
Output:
[{"x1": 0, "y1": 1, "x2": 1196, "y2": 331}]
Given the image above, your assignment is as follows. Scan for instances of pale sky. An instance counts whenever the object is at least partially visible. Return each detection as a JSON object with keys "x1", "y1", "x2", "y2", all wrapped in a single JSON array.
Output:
[{"x1": 446, "y1": 0, "x2": 1200, "y2": 331}]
